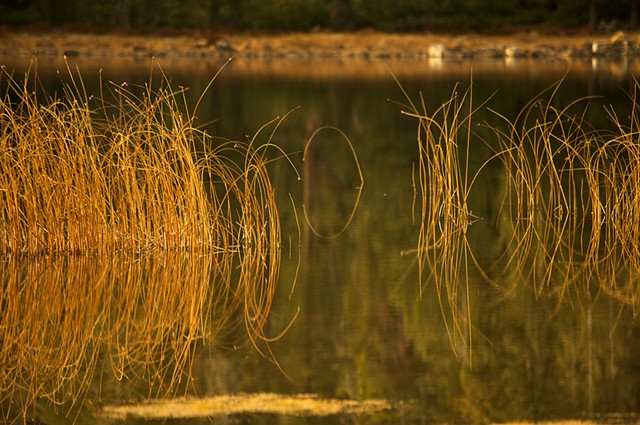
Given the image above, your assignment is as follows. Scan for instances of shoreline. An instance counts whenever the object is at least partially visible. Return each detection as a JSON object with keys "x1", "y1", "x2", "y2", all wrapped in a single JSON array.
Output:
[{"x1": 1, "y1": 29, "x2": 639, "y2": 62}]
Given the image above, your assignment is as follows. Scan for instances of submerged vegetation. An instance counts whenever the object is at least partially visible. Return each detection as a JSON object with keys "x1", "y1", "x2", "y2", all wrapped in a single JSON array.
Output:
[
  {"x1": 402, "y1": 77, "x2": 640, "y2": 359},
  {"x1": 100, "y1": 392, "x2": 391, "y2": 419}
]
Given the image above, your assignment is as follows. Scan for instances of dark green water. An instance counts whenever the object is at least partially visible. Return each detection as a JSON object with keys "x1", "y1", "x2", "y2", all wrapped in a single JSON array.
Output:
[{"x1": 3, "y1": 55, "x2": 640, "y2": 424}]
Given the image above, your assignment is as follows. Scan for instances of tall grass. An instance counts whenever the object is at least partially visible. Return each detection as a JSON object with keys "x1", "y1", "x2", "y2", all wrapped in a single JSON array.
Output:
[
  {"x1": 400, "y1": 77, "x2": 640, "y2": 360},
  {"x1": 0, "y1": 62, "x2": 280, "y2": 256},
  {"x1": 0, "y1": 62, "x2": 288, "y2": 420}
]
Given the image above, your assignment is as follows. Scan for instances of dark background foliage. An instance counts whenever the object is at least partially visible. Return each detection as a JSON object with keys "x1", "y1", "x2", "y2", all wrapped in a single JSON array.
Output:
[{"x1": 0, "y1": 0, "x2": 638, "y2": 33}]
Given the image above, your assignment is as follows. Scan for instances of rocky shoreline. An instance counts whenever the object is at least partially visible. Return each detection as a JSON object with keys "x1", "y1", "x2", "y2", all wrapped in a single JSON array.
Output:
[{"x1": 1, "y1": 30, "x2": 639, "y2": 62}]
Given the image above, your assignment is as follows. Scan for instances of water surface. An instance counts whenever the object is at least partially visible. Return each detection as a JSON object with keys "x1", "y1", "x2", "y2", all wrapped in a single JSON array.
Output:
[{"x1": 3, "y1": 54, "x2": 640, "y2": 424}]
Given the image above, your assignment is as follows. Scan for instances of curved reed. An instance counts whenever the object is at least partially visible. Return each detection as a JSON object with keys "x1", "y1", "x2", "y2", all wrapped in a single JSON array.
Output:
[{"x1": 488, "y1": 83, "x2": 640, "y2": 308}]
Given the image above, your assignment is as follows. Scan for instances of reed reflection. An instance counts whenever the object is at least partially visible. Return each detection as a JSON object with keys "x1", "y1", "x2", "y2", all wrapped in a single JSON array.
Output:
[{"x1": 0, "y1": 252, "x2": 280, "y2": 419}]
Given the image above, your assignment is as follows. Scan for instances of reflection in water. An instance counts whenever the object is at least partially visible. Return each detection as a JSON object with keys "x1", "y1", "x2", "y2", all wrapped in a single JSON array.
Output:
[
  {"x1": 0, "y1": 253, "x2": 279, "y2": 420},
  {"x1": 0, "y1": 64, "x2": 286, "y2": 422},
  {"x1": 407, "y1": 73, "x2": 640, "y2": 341},
  {"x1": 2, "y1": 56, "x2": 640, "y2": 423}
]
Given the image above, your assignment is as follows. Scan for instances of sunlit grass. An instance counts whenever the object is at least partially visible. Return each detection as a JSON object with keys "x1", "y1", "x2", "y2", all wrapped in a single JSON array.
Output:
[
  {"x1": 0, "y1": 61, "x2": 283, "y2": 256},
  {"x1": 0, "y1": 62, "x2": 292, "y2": 420},
  {"x1": 487, "y1": 81, "x2": 599, "y2": 300},
  {"x1": 488, "y1": 80, "x2": 640, "y2": 309},
  {"x1": 302, "y1": 125, "x2": 364, "y2": 239}
]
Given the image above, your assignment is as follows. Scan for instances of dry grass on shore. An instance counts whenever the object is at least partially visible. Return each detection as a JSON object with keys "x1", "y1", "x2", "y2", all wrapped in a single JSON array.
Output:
[{"x1": 0, "y1": 28, "x2": 636, "y2": 59}]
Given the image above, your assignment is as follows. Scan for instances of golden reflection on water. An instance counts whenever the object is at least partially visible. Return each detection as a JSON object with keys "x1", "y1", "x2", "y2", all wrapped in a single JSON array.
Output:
[
  {"x1": 0, "y1": 252, "x2": 277, "y2": 417},
  {"x1": 2, "y1": 56, "x2": 640, "y2": 422}
]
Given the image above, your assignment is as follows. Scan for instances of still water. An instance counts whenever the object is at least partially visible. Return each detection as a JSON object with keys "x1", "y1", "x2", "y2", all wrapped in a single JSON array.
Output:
[{"x1": 3, "y1": 55, "x2": 640, "y2": 424}]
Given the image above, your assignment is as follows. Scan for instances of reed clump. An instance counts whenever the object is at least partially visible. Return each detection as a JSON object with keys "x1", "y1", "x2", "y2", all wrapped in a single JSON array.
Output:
[
  {"x1": 398, "y1": 79, "x2": 489, "y2": 361},
  {"x1": 0, "y1": 63, "x2": 286, "y2": 420},
  {"x1": 402, "y1": 77, "x2": 640, "y2": 358},
  {"x1": 488, "y1": 81, "x2": 640, "y2": 307},
  {"x1": 0, "y1": 62, "x2": 280, "y2": 256}
]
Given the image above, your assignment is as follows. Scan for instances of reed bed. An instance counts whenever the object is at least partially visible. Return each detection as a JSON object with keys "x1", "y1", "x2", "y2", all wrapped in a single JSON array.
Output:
[
  {"x1": 0, "y1": 64, "x2": 285, "y2": 420},
  {"x1": 0, "y1": 62, "x2": 279, "y2": 256},
  {"x1": 402, "y1": 77, "x2": 640, "y2": 357},
  {"x1": 487, "y1": 82, "x2": 597, "y2": 299}
]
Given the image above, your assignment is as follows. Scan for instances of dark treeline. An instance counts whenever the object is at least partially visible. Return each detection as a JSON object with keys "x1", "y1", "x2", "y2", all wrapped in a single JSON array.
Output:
[{"x1": 1, "y1": 0, "x2": 639, "y2": 32}]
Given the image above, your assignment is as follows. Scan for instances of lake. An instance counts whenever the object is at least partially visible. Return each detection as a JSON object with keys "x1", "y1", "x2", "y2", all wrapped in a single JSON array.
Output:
[{"x1": 2, "y1": 54, "x2": 640, "y2": 424}]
